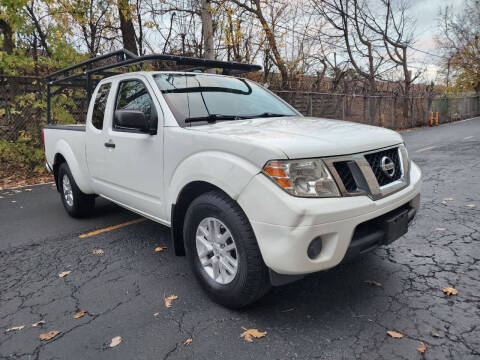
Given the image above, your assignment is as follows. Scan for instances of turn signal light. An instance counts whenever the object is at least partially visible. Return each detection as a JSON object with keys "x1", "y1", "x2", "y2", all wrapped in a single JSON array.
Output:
[{"x1": 263, "y1": 161, "x2": 292, "y2": 189}]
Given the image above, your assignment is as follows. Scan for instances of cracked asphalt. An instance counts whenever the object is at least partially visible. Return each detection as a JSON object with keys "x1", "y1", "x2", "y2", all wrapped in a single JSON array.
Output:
[{"x1": 1, "y1": 118, "x2": 479, "y2": 360}]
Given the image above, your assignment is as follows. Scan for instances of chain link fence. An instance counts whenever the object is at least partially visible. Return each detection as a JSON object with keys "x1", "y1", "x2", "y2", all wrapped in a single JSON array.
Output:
[
  {"x1": 1, "y1": 74, "x2": 479, "y2": 175},
  {"x1": 275, "y1": 91, "x2": 480, "y2": 129}
]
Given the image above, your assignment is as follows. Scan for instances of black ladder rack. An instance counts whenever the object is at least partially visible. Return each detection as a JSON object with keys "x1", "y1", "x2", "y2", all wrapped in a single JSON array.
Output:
[{"x1": 45, "y1": 49, "x2": 261, "y2": 124}]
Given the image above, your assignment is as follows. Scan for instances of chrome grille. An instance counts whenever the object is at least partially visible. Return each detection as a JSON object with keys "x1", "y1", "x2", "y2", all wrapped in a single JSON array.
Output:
[
  {"x1": 364, "y1": 148, "x2": 402, "y2": 186},
  {"x1": 324, "y1": 145, "x2": 409, "y2": 200}
]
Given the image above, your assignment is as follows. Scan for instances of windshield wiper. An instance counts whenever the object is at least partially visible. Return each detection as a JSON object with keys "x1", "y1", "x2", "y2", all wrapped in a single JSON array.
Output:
[
  {"x1": 244, "y1": 112, "x2": 293, "y2": 119},
  {"x1": 184, "y1": 114, "x2": 247, "y2": 123}
]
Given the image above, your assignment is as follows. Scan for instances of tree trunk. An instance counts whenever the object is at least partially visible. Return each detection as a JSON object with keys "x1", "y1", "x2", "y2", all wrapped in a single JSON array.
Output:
[
  {"x1": 0, "y1": 19, "x2": 14, "y2": 54},
  {"x1": 118, "y1": 0, "x2": 138, "y2": 55},
  {"x1": 201, "y1": 0, "x2": 215, "y2": 63}
]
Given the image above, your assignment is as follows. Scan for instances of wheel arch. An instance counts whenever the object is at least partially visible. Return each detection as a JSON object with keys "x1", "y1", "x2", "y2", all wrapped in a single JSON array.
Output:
[{"x1": 171, "y1": 181, "x2": 237, "y2": 256}]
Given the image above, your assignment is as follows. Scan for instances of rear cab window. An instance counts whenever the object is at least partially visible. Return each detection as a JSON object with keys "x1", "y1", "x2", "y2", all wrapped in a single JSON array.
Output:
[{"x1": 91, "y1": 83, "x2": 111, "y2": 130}]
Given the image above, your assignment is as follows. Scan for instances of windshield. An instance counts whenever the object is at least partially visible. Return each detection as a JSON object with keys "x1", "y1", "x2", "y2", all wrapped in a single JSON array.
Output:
[{"x1": 153, "y1": 73, "x2": 298, "y2": 126}]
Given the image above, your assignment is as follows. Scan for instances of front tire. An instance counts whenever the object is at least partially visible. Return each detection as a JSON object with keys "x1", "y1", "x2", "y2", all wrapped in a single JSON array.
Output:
[
  {"x1": 58, "y1": 162, "x2": 94, "y2": 218},
  {"x1": 183, "y1": 190, "x2": 271, "y2": 308}
]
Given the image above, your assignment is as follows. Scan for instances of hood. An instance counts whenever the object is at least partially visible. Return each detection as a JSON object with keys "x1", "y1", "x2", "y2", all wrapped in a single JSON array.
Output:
[{"x1": 189, "y1": 116, "x2": 403, "y2": 158}]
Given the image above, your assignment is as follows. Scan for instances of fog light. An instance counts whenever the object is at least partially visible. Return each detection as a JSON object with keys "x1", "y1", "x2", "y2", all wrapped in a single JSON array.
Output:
[{"x1": 307, "y1": 237, "x2": 323, "y2": 259}]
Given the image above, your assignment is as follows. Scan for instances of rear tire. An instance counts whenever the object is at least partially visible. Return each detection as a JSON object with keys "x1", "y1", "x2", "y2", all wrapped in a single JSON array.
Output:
[
  {"x1": 58, "y1": 162, "x2": 94, "y2": 218},
  {"x1": 183, "y1": 190, "x2": 271, "y2": 308}
]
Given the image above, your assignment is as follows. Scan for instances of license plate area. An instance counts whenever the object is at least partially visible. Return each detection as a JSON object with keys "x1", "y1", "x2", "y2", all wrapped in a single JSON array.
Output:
[{"x1": 379, "y1": 208, "x2": 409, "y2": 244}]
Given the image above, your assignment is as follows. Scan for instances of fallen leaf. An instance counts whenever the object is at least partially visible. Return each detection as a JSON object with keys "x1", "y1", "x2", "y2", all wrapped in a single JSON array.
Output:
[
  {"x1": 466, "y1": 204, "x2": 476, "y2": 208},
  {"x1": 164, "y1": 295, "x2": 179, "y2": 308},
  {"x1": 155, "y1": 246, "x2": 167, "y2": 252},
  {"x1": 73, "y1": 310, "x2": 86, "y2": 319},
  {"x1": 443, "y1": 287, "x2": 458, "y2": 296},
  {"x1": 25, "y1": 189, "x2": 32, "y2": 192},
  {"x1": 443, "y1": 197, "x2": 453, "y2": 201},
  {"x1": 109, "y1": 336, "x2": 122, "y2": 348},
  {"x1": 6, "y1": 325, "x2": 25, "y2": 332},
  {"x1": 387, "y1": 330, "x2": 404, "y2": 338},
  {"x1": 31, "y1": 320, "x2": 45, "y2": 327},
  {"x1": 431, "y1": 331, "x2": 441, "y2": 338},
  {"x1": 153, "y1": 312, "x2": 159, "y2": 317},
  {"x1": 92, "y1": 249, "x2": 104, "y2": 255},
  {"x1": 364, "y1": 280, "x2": 382, "y2": 287},
  {"x1": 240, "y1": 328, "x2": 267, "y2": 342},
  {"x1": 417, "y1": 342, "x2": 426, "y2": 354},
  {"x1": 184, "y1": 338, "x2": 193, "y2": 346},
  {"x1": 58, "y1": 271, "x2": 71, "y2": 278},
  {"x1": 435, "y1": 227, "x2": 446, "y2": 231},
  {"x1": 40, "y1": 330, "x2": 60, "y2": 341}
]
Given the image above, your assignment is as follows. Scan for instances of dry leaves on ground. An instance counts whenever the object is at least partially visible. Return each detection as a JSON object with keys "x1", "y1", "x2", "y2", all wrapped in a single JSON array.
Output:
[
  {"x1": 435, "y1": 227, "x2": 446, "y2": 231},
  {"x1": 240, "y1": 328, "x2": 267, "y2": 342},
  {"x1": 58, "y1": 271, "x2": 71, "y2": 278},
  {"x1": 184, "y1": 338, "x2": 193, "y2": 346},
  {"x1": 387, "y1": 330, "x2": 404, "y2": 338},
  {"x1": 73, "y1": 311, "x2": 86, "y2": 319},
  {"x1": 40, "y1": 330, "x2": 60, "y2": 341},
  {"x1": 153, "y1": 312, "x2": 159, "y2": 317},
  {"x1": 155, "y1": 246, "x2": 167, "y2": 252},
  {"x1": 31, "y1": 320, "x2": 45, "y2": 327},
  {"x1": 110, "y1": 336, "x2": 122, "y2": 348},
  {"x1": 417, "y1": 342, "x2": 426, "y2": 354},
  {"x1": 443, "y1": 197, "x2": 453, "y2": 201},
  {"x1": 5, "y1": 325, "x2": 25, "y2": 333},
  {"x1": 92, "y1": 249, "x2": 104, "y2": 255},
  {"x1": 443, "y1": 287, "x2": 458, "y2": 296},
  {"x1": 164, "y1": 295, "x2": 179, "y2": 308},
  {"x1": 364, "y1": 280, "x2": 382, "y2": 287}
]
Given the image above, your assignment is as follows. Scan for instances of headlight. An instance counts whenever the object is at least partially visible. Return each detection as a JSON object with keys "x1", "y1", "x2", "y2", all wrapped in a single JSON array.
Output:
[
  {"x1": 399, "y1": 143, "x2": 410, "y2": 174},
  {"x1": 263, "y1": 159, "x2": 340, "y2": 197}
]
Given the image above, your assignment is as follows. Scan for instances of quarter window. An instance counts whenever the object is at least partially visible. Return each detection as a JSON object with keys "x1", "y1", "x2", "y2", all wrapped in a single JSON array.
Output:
[{"x1": 91, "y1": 83, "x2": 111, "y2": 129}]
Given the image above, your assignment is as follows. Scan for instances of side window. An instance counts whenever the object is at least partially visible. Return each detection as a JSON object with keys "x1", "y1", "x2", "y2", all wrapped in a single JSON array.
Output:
[
  {"x1": 91, "y1": 83, "x2": 111, "y2": 130},
  {"x1": 114, "y1": 80, "x2": 155, "y2": 130}
]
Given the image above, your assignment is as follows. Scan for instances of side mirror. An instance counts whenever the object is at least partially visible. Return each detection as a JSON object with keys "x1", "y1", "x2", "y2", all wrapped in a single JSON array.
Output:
[{"x1": 114, "y1": 110, "x2": 150, "y2": 132}]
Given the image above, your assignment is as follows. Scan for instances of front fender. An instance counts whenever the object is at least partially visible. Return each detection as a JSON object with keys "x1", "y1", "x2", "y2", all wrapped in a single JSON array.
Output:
[
  {"x1": 168, "y1": 150, "x2": 260, "y2": 209},
  {"x1": 54, "y1": 139, "x2": 94, "y2": 194}
]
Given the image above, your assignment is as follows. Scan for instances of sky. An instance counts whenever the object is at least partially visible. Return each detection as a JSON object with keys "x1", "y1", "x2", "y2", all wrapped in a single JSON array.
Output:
[{"x1": 407, "y1": 0, "x2": 465, "y2": 81}]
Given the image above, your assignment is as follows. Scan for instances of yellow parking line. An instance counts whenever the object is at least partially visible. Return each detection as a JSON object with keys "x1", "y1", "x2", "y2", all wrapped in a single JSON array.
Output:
[
  {"x1": 415, "y1": 145, "x2": 436, "y2": 153},
  {"x1": 79, "y1": 218, "x2": 146, "y2": 238}
]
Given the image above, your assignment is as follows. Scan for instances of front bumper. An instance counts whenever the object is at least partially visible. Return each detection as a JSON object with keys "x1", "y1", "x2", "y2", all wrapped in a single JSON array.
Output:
[{"x1": 237, "y1": 161, "x2": 421, "y2": 275}]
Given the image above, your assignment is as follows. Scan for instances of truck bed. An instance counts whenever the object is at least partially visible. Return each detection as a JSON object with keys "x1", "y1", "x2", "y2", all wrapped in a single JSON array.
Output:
[{"x1": 43, "y1": 124, "x2": 92, "y2": 193}]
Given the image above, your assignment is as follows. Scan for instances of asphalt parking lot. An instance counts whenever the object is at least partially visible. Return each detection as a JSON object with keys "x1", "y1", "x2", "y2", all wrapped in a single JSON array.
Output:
[{"x1": 1, "y1": 118, "x2": 479, "y2": 360}]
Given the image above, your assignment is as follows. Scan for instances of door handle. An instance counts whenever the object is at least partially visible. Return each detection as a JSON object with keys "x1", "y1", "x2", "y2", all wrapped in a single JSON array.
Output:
[{"x1": 104, "y1": 141, "x2": 115, "y2": 148}]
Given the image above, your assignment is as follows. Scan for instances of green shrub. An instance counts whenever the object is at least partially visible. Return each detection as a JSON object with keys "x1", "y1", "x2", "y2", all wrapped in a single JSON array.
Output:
[{"x1": 0, "y1": 132, "x2": 46, "y2": 173}]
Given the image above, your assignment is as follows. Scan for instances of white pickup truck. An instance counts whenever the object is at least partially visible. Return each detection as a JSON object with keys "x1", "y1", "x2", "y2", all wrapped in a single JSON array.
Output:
[{"x1": 43, "y1": 70, "x2": 421, "y2": 308}]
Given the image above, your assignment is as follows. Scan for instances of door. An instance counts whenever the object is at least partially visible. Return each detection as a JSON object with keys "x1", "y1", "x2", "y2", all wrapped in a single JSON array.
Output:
[
  {"x1": 101, "y1": 77, "x2": 166, "y2": 220},
  {"x1": 85, "y1": 82, "x2": 113, "y2": 191}
]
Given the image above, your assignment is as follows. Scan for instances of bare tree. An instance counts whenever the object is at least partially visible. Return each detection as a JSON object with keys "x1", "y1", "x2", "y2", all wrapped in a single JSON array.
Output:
[
  {"x1": 226, "y1": 0, "x2": 290, "y2": 88},
  {"x1": 312, "y1": 0, "x2": 386, "y2": 123},
  {"x1": 363, "y1": 0, "x2": 419, "y2": 117}
]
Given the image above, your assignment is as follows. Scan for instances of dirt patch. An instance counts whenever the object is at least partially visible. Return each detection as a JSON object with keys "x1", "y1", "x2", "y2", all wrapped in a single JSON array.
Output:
[{"x1": 0, "y1": 160, "x2": 53, "y2": 189}]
